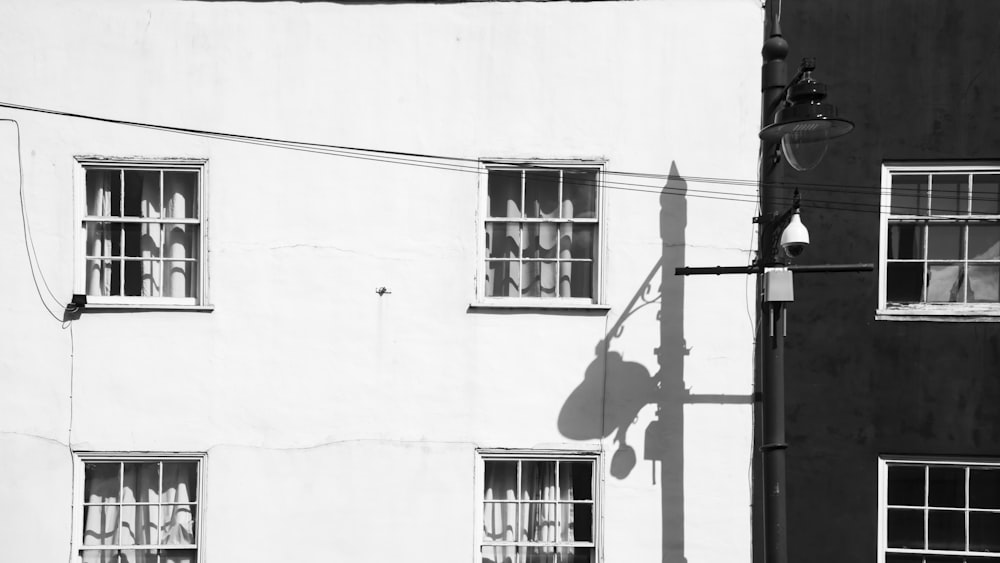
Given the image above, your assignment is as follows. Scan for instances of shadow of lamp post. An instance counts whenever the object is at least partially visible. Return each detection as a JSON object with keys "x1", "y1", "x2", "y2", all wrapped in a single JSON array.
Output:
[{"x1": 676, "y1": 5, "x2": 870, "y2": 563}]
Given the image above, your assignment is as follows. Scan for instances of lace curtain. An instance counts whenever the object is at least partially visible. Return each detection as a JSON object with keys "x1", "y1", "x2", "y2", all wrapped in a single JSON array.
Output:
[
  {"x1": 81, "y1": 460, "x2": 197, "y2": 563},
  {"x1": 85, "y1": 168, "x2": 197, "y2": 299},
  {"x1": 482, "y1": 459, "x2": 593, "y2": 563}
]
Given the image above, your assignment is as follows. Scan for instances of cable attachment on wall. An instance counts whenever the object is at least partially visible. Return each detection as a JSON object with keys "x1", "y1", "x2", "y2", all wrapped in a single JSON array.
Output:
[{"x1": 375, "y1": 287, "x2": 392, "y2": 296}]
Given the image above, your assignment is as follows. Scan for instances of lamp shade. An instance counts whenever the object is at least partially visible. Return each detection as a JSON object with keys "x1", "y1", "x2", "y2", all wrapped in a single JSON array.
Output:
[{"x1": 759, "y1": 64, "x2": 854, "y2": 171}]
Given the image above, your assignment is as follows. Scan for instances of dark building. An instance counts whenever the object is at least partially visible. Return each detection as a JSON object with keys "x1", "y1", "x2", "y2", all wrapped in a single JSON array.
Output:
[{"x1": 755, "y1": 2, "x2": 1000, "y2": 563}]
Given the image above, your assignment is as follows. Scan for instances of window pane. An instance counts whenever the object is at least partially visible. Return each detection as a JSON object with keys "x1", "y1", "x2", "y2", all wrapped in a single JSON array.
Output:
[
  {"x1": 929, "y1": 466, "x2": 966, "y2": 508},
  {"x1": 972, "y1": 174, "x2": 1000, "y2": 215},
  {"x1": 524, "y1": 224, "x2": 558, "y2": 259},
  {"x1": 927, "y1": 263, "x2": 964, "y2": 302},
  {"x1": 521, "y1": 503, "x2": 557, "y2": 541},
  {"x1": 85, "y1": 463, "x2": 121, "y2": 503},
  {"x1": 161, "y1": 550, "x2": 196, "y2": 563},
  {"x1": 563, "y1": 224, "x2": 595, "y2": 261},
  {"x1": 81, "y1": 551, "x2": 120, "y2": 563},
  {"x1": 119, "y1": 551, "x2": 158, "y2": 563},
  {"x1": 521, "y1": 261, "x2": 558, "y2": 298},
  {"x1": 559, "y1": 461, "x2": 593, "y2": 501},
  {"x1": 123, "y1": 170, "x2": 160, "y2": 218},
  {"x1": 968, "y1": 265, "x2": 1000, "y2": 303},
  {"x1": 487, "y1": 261, "x2": 519, "y2": 297},
  {"x1": 562, "y1": 170, "x2": 597, "y2": 219},
  {"x1": 164, "y1": 249, "x2": 199, "y2": 299},
  {"x1": 485, "y1": 461, "x2": 518, "y2": 499},
  {"x1": 524, "y1": 546, "x2": 556, "y2": 563},
  {"x1": 554, "y1": 547, "x2": 593, "y2": 563},
  {"x1": 971, "y1": 468, "x2": 1000, "y2": 508},
  {"x1": 968, "y1": 225, "x2": 1000, "y2": 260},
  {"x1": 482, "y1": 546, "x2": 516, "y2": 563},
  {"x1": 160, "y1": 504, "x2": 196, "y2": 545},
  {"x1": 122, "y1": 463, "x2": 159, "y2": 503},
  {"x1": 162, "y1": 462, "x2": 198, "y2": 503},
  {"x1": 565, "y1": 262, "x2": 592, "y2": 299},
  {"x1": 489, "y1": 170, "x2": 522, "y2": 218},
  {"x1": 86, "y1": 223, "x2": 113, "y2": 257},
  {"x1": 164, "y1": 224, "x2": 197, "y2": 260},
  {"x1": 886, "y1": 262, "x2": 924, "y2": 303},
  {"x1": 86, "y1": 259, "x2": 113, "y2": 297},
  {"x1": 970, "y1": 511, "x2": 1000, "y2": 551},
  {"x1": 82, "y1": 504, "x2": 120, "y2": 545},
  {"x1": 487, "y1": 223, "x2": 520, "y2": 259},
  {"x1": 884, "y1": 555, "x2": 925, "y2": 563},
  {"x1": 123, "y1": 224, "x2": 143, "y2": 258},
  {"x1": 524, "y1": 171, "x2": 560, "y2": 219},
  {"x1": 889, "y1": 465, "x2": 926, "y2": 506},
  {"x1": 558, "y1": 503, "x2": 593, "y2": 542},
  {"x1": 931, "y1": 174, "x2": 968, "y2": 215},
  {"x1": 87, "y1": 169, "x2": 122, "y2": 217},
  {"x1": 928, "y1": 509, "x2": 965, "y2": 550},
  {"x1": 164, "y1": 172, "x2": 197, "y2": 219},
  {"x1": 120, "y1": 504, "x2": 158, "y2": 546},
  {"x1": 483, "y1": 502, "x2": 517, "y2": 542},
  {"x1": 887, "y1": 508, "x2": 924, "y2": 549},
  {"x1": 927, "y1": 225, "x2": 962, "y2": 260},
  {"x1": 888, "y1": 224, "x2": 924, "y2": 260},
  {"x1": 123, "y1": 259, "x2": 144, "y2": 297},
  {"x1": 522, "y1": 461, "x2": 557, "y2": 500},
  {"x1": 891, "y1": 176, "x2": 927, "y2": 215},
  {"x1": 99, "y1": 260, "x2": 123, "y2": 296},
  {"x1": 86, "y1": 223, "x2": 125, "y2": 259}
]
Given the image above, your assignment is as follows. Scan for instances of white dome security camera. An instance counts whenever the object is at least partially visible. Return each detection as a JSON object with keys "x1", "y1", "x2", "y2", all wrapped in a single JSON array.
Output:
[{"x1": 779, "y1": 210, "x2": 810, "y2": 257}]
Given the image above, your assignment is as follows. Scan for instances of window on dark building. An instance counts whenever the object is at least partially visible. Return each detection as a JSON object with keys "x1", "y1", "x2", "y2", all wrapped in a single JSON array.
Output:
[{"x1": 878, "y1": 164, "x2": 1000, "y2": 320}]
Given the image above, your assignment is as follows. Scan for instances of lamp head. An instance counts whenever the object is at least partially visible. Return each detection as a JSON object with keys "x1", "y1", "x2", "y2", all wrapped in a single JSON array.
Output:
[
  {"x1": 779, "y1": 209, "x2": 810, "y2": 258},
  {"x1": 759, "y1": 59, "x2": 854, "y2": 171}
]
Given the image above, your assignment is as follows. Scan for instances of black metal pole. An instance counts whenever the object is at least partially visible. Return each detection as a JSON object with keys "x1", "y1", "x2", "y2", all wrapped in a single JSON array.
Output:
[
  {"x1": 762, "y1": 299, "x2": 788, "y2": 563},
  {"x1": 760, "y1": 4, "x2": 789, "y2": 563}
]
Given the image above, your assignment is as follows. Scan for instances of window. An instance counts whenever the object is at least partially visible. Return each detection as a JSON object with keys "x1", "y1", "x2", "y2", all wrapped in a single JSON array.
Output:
[
  {"x1": 479, "y1": 452, "x2": 599, "y2": 563},
  {"x1": 76, "y1": 158, "x2": 207, "y2": 307},
  {"x1": 879, "y1": 458, "x2": 1000, "y2": 563},
  {"x1": 879, "y1": 164, "x2": 1000, "y2": 319},
  {"x1": 479, "y1": 162, "x2": 603, "y2": 305},
  {"x1": 74, "y1": 453, "x2": 203, "y2": 563}
]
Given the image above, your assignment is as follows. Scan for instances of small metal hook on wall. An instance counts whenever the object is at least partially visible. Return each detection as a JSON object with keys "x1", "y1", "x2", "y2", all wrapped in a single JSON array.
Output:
[{"x1": 375, "y1": 287, "x2": 392, "y2": 296}]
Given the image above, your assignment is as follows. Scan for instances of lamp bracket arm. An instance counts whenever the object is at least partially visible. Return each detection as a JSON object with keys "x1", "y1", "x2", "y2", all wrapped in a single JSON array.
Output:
[{"x1": 765, "y1": 58, "x2": 817, "y2": 123}]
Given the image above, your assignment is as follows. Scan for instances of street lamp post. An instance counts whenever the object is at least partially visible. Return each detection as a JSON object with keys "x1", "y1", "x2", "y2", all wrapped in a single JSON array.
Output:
[
  {"x1": 676, "y1": 4, "x2": 866, "y2": 563},
  {"x1": 756, "y1": 11, "x2": 855, "y2": 563}
]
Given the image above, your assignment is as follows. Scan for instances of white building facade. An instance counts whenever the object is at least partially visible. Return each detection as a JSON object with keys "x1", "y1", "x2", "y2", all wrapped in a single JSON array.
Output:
[{"x1": 0, "y1": 1, "x2": 760, "y2": 562}]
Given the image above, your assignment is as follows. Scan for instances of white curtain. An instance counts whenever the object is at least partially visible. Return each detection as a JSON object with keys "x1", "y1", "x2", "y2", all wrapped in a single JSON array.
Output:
[
  {"x1": 163, "y1": 172, "x2": 193, "y2": 298},
  {"x1": 483, "y1": 462, "x2": 517, "y2": 563},
  {"x1": 483, "y1": 461, "x2": 584, "y2": 563},
  {"x1": 81, "y1": 462, "x2": 196, "y2": 563},
  {"x1": 85, "y1": 169, "x2": 195, "y2": 299},
  {"x1": 85, "y1": 170, "x2": 114, "y2": 297}
]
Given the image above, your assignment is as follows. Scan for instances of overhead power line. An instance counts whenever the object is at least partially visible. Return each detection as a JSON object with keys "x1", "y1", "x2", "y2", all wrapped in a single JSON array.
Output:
[{"x1": 1, "y1": 100, "x2": 996, "y2": 218}]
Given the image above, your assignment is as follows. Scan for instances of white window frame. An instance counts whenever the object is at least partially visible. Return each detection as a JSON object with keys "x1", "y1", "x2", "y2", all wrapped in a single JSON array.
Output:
[
  {"x1": 878, "y1": 456, "x2": 1000, "y2": 563},
  {"x1": 878, "y1": 162, "x2": 1000, "y2": 321},
  {"x1": 475, "y1": 159, "x2": 608, "y2": 309},
  {"x1": 74, "y1": 157, "x2": 210, "y2": 309},
  {"x1": 72, "y1": 451, "x2": 206, "y2": 563},
  {"x1": 475, "y1": 449, "x2": 602, "y2": 563}
]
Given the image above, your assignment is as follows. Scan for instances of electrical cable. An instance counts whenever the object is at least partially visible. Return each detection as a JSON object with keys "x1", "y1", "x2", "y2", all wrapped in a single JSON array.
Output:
[
  {"x1": 0, "y1": 100, "x2": 993, "y2": 218},
  {"x1": 5, "y1": 118, "x2": 66, "y2": 322}
]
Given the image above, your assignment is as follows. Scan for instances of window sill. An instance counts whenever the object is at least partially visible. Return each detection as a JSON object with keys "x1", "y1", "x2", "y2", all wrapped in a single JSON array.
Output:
[
  {"x1": 469, "y1": 301, "x2": 611, "y2": 313},
  {"x1": 75, "y1": 303, "x2": 215, "y2": 313},
  {"x1": 877, "y1": 303, "x2": 1000, "y2": 322}
]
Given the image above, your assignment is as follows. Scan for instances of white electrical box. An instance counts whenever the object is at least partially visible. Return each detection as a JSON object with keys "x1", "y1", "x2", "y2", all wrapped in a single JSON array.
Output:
[{"x1": 764, "y1": 268, "x2": 794, "y2": 302}]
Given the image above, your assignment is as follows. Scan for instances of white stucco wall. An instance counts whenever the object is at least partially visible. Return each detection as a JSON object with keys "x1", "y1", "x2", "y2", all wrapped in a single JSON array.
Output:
[{"x1": 0, "y1": 1, "x2": 760, "y2": 562}]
